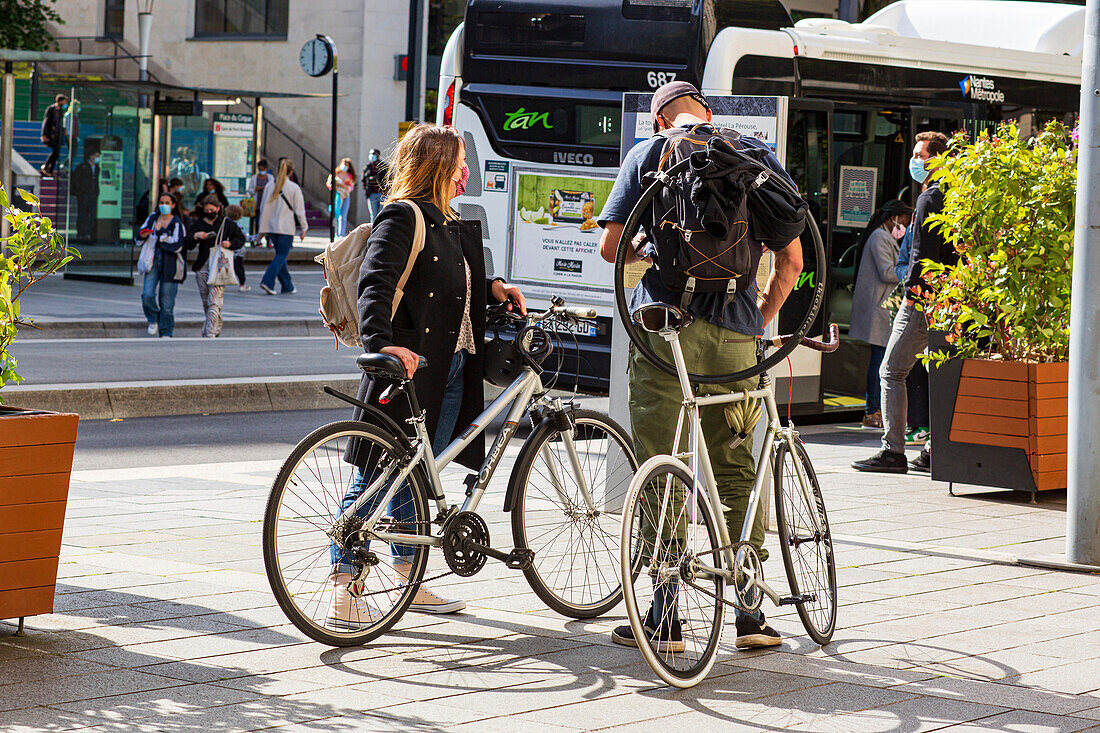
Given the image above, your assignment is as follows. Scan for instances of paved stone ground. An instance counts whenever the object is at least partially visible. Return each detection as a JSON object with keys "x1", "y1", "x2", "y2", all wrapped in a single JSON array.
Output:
[{"x1": 3, "y1": 419, "x2": 1099, "y2": 732}]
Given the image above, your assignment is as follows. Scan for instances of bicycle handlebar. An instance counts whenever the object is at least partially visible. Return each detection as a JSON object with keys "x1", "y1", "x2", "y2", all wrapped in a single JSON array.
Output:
[{"x1": 767, "y1": 323, "x2": 840, "y2": 353}]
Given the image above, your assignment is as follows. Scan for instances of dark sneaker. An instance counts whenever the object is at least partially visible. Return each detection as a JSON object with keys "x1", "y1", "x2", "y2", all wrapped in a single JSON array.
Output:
[
  {"x1": 735, "y1": 614, "x2": 782, "y2": 649},
  {"x1": 851, "y1": 449, "x2": 908, "y2": 474},
  {"x1": 861, "y1": 411, "x2": 883, "y2": 429},
  {"x1": 909, "y1": 448, "x2": 931, "y2": 474},
  {"x1": 612, "y1": 620, "x2": 685, "y2": 653}
]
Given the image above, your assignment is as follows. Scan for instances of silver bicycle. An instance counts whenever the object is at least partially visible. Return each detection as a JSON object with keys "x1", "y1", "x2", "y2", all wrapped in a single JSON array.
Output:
[
  {"x1": 263, "y1": 299, "x2": 638, "y2": 646},
  {"x1": 619, "y1": 303, "x2": 839, "y2": 688}
]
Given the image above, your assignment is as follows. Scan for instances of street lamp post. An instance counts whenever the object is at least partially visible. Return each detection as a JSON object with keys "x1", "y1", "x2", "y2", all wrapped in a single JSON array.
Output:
[{"x1": 1067, "y1": 0, "x2": 1100, "y2": 566}]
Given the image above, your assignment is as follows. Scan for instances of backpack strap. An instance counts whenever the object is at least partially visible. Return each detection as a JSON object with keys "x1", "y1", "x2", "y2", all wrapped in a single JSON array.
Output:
[{"x1": 390, "y1": 199, "x2": 427, "y2": 319}]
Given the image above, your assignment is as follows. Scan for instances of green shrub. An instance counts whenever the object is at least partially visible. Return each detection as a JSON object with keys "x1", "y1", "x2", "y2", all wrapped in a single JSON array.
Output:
[
  {"x1": 0, "y1": 185, "x2": 78, "y2": 400},
  {"x1": 920, "y1": 120, "x2": 1076, "y2": 365}
]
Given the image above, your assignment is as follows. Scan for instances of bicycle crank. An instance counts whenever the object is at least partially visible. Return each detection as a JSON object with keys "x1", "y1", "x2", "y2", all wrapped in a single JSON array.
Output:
[
  {"x1": 443, "y1": 511, "x2": 535, "y2": 576},
  {"x1": 678, "y1": 540, "x2": 764, "y2": 614}
]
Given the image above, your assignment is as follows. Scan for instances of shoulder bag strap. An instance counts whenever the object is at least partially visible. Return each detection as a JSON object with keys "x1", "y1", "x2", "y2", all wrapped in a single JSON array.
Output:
[
  {"x1": 390, "y1": 199, "x2": 427, "y2": 319},
  {"x1": 280, "y1": 190, "x2": 304, "y2": 231}
]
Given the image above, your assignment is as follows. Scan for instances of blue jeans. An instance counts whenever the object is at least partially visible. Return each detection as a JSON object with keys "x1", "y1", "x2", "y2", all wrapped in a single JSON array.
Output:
[
  {"x1": 331, "y1": 350, "x2": 468, "y2": 572},
  {"x1": 260, "y1": 233, "x2": 294, "y2": 292},
  {"x1": 334, "y1": 193, "x2": 349, "y2": 238},
  {"x1": 141, "y1": 251, "x2": 178, "y2": 337},
  {"x1": 366, "y1": 192, "x2": 383, "y2": 223},
  {"x1": 865, "y1": 344, "x2": 886, "y2": 414}
]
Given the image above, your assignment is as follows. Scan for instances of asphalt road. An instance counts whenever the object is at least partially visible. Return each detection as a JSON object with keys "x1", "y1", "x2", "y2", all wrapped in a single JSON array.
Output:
[
  {"x1": 11, "y1": 335, "x2": 359, "y2": 385},
  {"x1": 71, "y1": 408, "x2": 348, "y2": 470}
]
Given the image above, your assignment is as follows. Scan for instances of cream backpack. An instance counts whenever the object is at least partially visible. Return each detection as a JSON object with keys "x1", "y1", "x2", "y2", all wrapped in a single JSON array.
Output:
[{"x1": 316, "y1": 200, "x2": 426, "y2": 348}]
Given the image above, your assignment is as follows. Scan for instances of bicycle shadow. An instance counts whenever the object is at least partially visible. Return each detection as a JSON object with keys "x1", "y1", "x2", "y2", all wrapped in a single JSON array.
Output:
[{"x1": 0, "y1": 585, "x2": 454, "y2": 731}]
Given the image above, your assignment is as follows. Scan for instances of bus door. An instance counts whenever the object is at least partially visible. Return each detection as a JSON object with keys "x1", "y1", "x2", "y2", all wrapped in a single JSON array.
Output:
[
  {"x1": 781, "y1": 98, "x2": 832, "y2": 413},
  {"x1": 819, "y1": 104, "x2": 910, "y2": 408}
]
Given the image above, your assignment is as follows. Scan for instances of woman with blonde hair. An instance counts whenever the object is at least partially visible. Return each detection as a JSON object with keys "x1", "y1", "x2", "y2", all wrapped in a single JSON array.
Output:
[
  {"x1": 257, "y1": 158, "x2": 307, "y2": 294},
  {"x1": 327, "y1": 157, "x2": 357, "y2": 237},
  {"x1": 327, "y1": 124, "x2": 526, "y2": 628}
]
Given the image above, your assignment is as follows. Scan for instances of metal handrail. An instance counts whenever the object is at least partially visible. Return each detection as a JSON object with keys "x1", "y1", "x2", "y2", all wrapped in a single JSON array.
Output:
[{"x1": 52, "y1": 35, "x2": 159, "y2": 82}]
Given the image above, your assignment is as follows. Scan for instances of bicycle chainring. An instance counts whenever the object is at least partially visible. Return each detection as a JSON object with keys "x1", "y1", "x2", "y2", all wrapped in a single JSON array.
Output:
[
  {"x1": 732, "y1": 541, "x2": 764, "y2": 613},
  {"x1": 442, "y1": 511, "x2": 489, "y2": 577}
]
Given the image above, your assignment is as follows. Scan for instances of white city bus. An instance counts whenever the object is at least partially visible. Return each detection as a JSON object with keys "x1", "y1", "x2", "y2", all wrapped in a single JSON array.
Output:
[{"x1": 438, "y1": 0, "x2": 1082, "y2": 412}]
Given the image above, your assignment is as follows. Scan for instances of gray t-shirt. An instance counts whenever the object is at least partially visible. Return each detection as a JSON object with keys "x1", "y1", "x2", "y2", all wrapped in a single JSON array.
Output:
[{"x1": 599, "y1": 125, "x2": 794, "y2": 336}]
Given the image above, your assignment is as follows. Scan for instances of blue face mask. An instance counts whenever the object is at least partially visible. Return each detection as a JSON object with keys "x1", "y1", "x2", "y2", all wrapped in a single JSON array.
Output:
[
  {"x1": 909, "y1": 157, "x2": 929, "y2": 184},
  {"x1": 158, "y1": 204, "x2": 172, "y2": 215}
]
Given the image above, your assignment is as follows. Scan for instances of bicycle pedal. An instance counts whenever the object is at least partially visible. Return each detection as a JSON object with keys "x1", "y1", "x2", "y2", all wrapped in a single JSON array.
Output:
[
  {"x1": 778, "y1": 593, "x2": 817, "y2": 606},
  {"x1": 504, "y1": 548, "x2": 535, "y2": 570}
]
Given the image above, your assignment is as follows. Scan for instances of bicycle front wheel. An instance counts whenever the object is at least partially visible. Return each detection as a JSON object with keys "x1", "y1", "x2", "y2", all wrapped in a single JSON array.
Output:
[
  {"x1": 263, "y1": 421, "x2": 431, "y2": 646},
  {"x1": 620, "y1": 456, "x2": 726, "y2": 689},
  {"x1": 510, "y1": 409, "x2": 637, "y2": 618},
  {"x1": 774, "y1": 437, "x2": 837, "y2": 645}
]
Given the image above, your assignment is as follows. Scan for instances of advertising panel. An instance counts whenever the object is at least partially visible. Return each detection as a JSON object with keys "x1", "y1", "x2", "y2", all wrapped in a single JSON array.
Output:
[
  {"x1": 508, "y1": 171, "x2": 616, "y2": 304},
  {"x1": 836, "y1": 165, "x2": 878, "y2": 228}
]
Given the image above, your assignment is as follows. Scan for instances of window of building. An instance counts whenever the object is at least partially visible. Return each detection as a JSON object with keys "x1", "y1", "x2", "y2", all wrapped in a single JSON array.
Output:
[
  {"x1": 104, "y1": 0, "x2": 125, "y2": 39},
  {"x1": 193, "y1": 0, "x2": 289, "y2": 39}
]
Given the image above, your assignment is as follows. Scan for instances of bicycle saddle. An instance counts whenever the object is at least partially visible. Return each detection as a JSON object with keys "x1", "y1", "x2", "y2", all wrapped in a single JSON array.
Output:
[
  {"x1": 357, "y1": 352, "x2": 408, "y2": 380},
  {"x1": 632, "y1": 302, "x2": 694, "y2": 334}
]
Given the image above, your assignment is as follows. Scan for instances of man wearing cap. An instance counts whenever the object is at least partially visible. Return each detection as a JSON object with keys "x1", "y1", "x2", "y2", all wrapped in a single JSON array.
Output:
[{"x1": 598, "y1": 82, "x2": 803, "y2": 651}]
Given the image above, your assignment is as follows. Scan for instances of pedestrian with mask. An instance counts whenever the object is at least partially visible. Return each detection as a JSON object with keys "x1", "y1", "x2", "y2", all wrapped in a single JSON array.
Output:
[
  {"x1": 193, "y1": 177, "x2": 229, "y2": 213},
  {"x1": 852, "y1": 131, "x2": 952, "y2": 474},
  {"x1": 136, "y1": 191, "x2": 188, "y2": 338},
  {"x1": 329, "y1": 123, "x2": 526, "y2": 627},
  {"x1": 187, "y1": 195, "x2": 246, "y2": 337},
  {"x1": 327, "y1": 157, "x2": 357, "y2": 237},
  {"x1": 258, "y1": 158, "x2": 307, "y2": 295},
  {"x1": 849, "y1": 199, "x2": 914, "y2": 429},
  {"x1": 598, "y1": 82, "x2": 803, "y2": 651},
  {"x1": 39, "y1": 94, "x2": 67, "y2": 177},
  {"x1": 362, "y1": 148, "x2": 388, "y2": 222}
]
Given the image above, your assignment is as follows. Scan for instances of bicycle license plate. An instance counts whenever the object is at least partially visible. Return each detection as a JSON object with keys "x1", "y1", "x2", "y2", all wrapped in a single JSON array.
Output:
[{"x1": 535, "y1": 318, "x2": 598, "y2": 338}]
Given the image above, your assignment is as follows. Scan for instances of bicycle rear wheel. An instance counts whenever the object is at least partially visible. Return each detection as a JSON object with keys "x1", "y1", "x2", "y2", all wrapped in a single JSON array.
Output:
[
  {"x1": 620, "y1": 456, "x2": 726, "y2": 689},
  {"x1": 774, "y1": 437, "x2": 837, "y2": 645},
  {"x1": 510, "y1": 410, "x2": 637, "y2": 618},
  {"x1": 263, "y1": 421, "x2": 430, "y2": 646}
]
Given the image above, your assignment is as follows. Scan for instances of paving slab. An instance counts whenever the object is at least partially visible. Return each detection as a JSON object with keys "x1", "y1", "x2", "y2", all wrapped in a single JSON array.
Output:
[{"x1": 2, "y1": 424, "x2": 1099, "y2": 732}]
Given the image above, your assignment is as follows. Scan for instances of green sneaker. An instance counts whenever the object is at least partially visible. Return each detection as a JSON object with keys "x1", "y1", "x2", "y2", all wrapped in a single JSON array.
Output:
[{"x1": 905, "y1": 427, "x2": 930, "y2": 446}]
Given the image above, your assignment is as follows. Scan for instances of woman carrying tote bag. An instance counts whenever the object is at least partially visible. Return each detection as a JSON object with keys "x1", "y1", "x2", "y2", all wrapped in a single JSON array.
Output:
[{"x1": 187, "y1": 194, "x2": 246, "y2": 337}]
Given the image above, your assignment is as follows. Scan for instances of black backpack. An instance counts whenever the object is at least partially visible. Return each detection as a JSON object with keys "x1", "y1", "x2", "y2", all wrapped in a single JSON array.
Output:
[{"x1": 646, "y1": 124, "x2": 807, "y2": 308}]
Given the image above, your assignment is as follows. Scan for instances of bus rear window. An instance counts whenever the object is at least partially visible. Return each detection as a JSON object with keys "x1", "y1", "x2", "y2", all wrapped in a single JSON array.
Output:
[
  {"x1": 473, "y1": 12, "x2": 585, "y2": 48},
  {"x1": 622, "y1": 0, "x2": 693, "y2": 22}
]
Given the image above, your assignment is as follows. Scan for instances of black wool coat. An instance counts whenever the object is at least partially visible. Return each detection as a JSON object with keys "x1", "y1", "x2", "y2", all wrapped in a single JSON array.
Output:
[{"x1": 351, "y1": 198, "x2": 494, "y2": 472}]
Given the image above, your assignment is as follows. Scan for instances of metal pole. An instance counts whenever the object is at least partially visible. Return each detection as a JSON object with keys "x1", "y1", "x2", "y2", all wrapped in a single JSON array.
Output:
[
  {"x1": 150, "y1": 92, "x2": 161, "y2": 219},
  {"x1": 323, "y1": 34, "x2": 338, "y2": 242},
  {"x1": 404, "y1": 0, "x2": 424, "y2": 121},
  {"x1": 1067, "y1": 0, "x2": 1100, "y2": 566},
  {"x1": 29, "y1": 62, "x2": 39, "y2": 121},
  {"x1": 1, "y1": 62, "x2": 13, "y2": 241},
  {"x1": 417, "y1": 0, "x2": 428, "y2": 123},
  {"x1": 138, "y1": 12, "x2": 152, "y2": 108}
]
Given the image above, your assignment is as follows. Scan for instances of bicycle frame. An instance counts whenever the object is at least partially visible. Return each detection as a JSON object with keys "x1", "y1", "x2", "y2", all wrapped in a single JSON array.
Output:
[
  {"x1": 333, "y1": 364, "x2": 596, "y2": 551},
  {"x1": 652, "y1": 326, "x2": 827, "y2": 608}
]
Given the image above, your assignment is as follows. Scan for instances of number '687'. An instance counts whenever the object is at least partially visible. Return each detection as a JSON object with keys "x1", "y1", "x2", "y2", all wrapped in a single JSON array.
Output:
[{"x1": 646, "y1": 71, "x2": 677, "y2": 88}]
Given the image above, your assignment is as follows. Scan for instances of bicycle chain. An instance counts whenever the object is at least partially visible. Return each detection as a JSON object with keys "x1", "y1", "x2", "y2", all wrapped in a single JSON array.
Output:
[
  {"x1": 674, "y1": 540, "x2": 762, "y2": 614},
  {"x1": 342, "y1": 515, "x2": 472, "y2": 599}
]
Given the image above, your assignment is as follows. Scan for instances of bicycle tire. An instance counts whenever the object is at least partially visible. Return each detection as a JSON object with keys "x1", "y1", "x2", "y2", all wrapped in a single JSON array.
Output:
[
  {"x1": 263, "y1": 420, "x2": 431, "y2": 647},
  {"x1": 774, "y1": 438, "x2": 837, "y2": 645},
  {"x1": 509, "y1": 409, "x2": 638, "y2": 618},
  {"x1": 613, "y1": 156, "x2": 828, "y2": 384},
  {"x1": 620, "y1": 456, "x2": 726, "y2": 689}
]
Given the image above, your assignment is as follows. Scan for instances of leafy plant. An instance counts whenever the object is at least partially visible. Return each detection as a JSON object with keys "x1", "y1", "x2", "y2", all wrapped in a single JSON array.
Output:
[
  {"x1": 919, "y1": 120, "x2": 1076, "y2": 365},
  {"x1": 0, "y1": 185, "x2": 78, "y2": 400},
  {"x1": 0, "y1": 0, "x2": 64, "y2": 52}
]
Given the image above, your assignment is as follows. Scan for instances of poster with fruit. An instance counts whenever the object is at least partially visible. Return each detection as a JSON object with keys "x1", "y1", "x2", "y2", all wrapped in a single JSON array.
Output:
[{"x1": 510, "y1": 171, "x2": 616, "y2": 303}]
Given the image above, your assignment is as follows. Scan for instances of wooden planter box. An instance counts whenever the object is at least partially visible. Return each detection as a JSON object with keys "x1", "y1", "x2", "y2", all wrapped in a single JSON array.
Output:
[
  {"x1": 929, "y1": 358, "x2": 1067, "y2": 493},
  {"x1": 0, "y1": 407, "x2": 79, "y2": 623}
]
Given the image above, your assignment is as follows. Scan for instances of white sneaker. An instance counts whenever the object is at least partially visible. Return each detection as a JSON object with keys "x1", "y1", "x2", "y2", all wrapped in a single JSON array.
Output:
[
  {"x1": 394, "y1": 561, "x2": 466, "y2": 614},
  {"x1": 326, "y1": 572, "x2": 385, "y2": 630},
  {"x1": 239, "y1": 284, "x2": 252, "y2": 292},
  {"x1": 147, "y1": 323, "x2": 158, "y2": 336},
  {"x1": 259, "y1": 283, "x2": 276, "y2": 295}
]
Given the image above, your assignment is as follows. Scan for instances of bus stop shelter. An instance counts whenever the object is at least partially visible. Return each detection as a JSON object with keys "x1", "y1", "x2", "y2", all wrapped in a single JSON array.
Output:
[{"x1": 1, "y1": 62, "x2": 331, "y2": 282}]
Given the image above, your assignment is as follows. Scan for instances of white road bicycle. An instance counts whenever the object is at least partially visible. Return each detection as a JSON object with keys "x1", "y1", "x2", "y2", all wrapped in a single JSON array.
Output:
[
  {"x1": 263, "y1": 299, "x2": 638, "y2": 646},
  {"x1": 618, "y1": 303, "x2": 839, "y2": 688}
]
